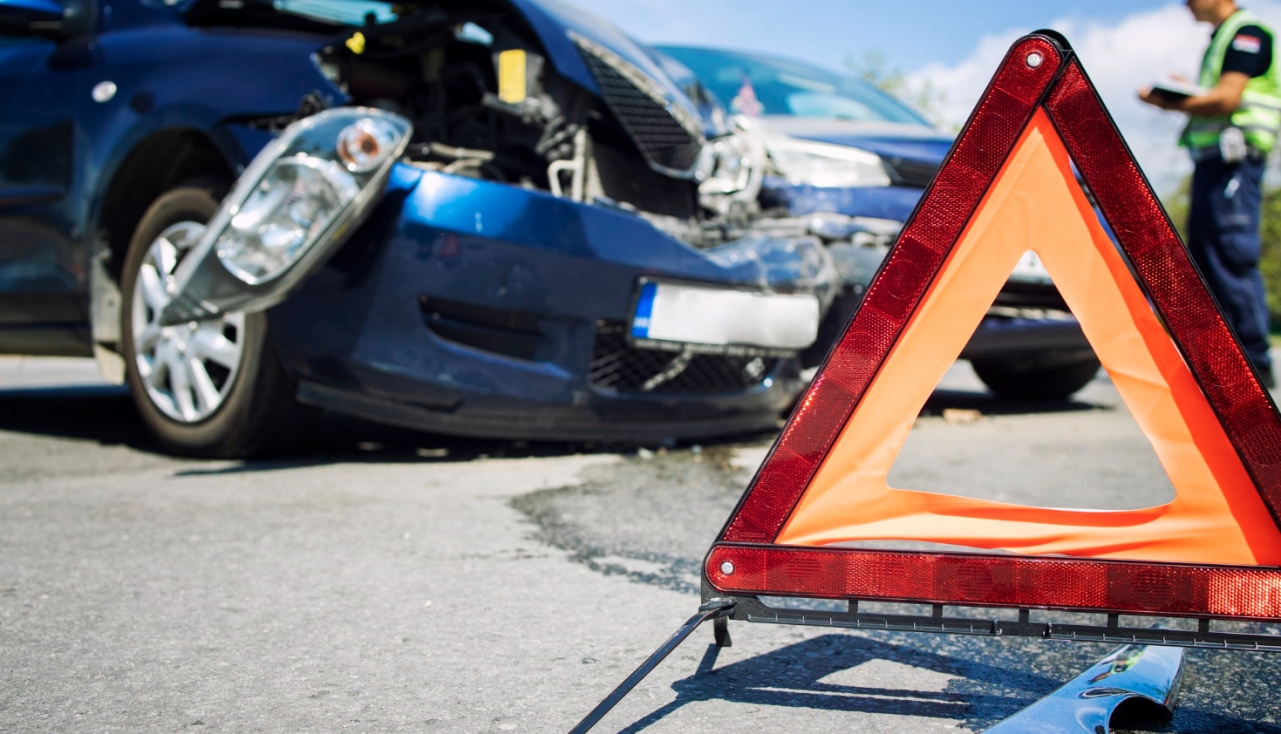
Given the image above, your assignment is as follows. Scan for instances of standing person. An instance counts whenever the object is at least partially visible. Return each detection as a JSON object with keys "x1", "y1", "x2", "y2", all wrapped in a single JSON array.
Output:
[{"x1": 1141, "y1": 0, "x2": 1279, "y2": 387}]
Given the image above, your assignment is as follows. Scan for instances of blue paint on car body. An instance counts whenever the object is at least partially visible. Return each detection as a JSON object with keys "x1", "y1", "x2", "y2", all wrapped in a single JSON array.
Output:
[{"x1": 0, "y1": 0, "x2": 825, "y2": 444}]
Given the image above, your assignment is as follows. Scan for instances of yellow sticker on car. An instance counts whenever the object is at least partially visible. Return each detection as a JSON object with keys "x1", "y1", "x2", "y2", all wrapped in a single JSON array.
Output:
[{"x1": 498, "y1": 49, "x2": 527, "y2": 104}]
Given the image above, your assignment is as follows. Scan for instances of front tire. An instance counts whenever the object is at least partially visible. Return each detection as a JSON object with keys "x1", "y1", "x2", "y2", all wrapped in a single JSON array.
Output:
[
  {"x1": 971, "y1": 353, "x2": 1101, "y2": 401},
  {"x1": 120, "y1": 182, "x2": 301, "y2": 457}
]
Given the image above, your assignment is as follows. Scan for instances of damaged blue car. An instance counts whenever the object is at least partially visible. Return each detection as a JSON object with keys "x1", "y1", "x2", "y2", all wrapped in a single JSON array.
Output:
[{"x1": 0, "y1": 0, "x2": 844, "y2": 456}]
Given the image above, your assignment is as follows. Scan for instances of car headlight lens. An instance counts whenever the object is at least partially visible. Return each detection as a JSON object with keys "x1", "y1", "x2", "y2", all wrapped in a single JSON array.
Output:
[
  {"x1": 217, "y1": 156, "x2": 360, "y2": 283},
  {"x1": 767, "y1": 137, "x2": 891, "y2": 188},
  {"x1": 208, "y1": 108, "x2": 412, "y2": 285}
]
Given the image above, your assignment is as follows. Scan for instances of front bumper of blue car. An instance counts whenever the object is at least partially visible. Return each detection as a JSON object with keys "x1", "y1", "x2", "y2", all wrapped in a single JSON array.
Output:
[{"x1": 266, "y1": 164, "x2": 837, "y2": 441}]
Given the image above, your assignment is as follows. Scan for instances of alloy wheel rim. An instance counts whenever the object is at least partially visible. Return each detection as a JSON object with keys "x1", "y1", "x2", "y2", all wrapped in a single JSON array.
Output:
[{"x1": 130, "y1": 221, "x2": 247, "y2": 423}]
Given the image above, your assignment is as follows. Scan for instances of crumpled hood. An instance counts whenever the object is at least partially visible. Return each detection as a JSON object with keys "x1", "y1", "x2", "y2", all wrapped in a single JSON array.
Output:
[
  {"x1": 505, "y1": 0, "x2": 668, "y2": 96},
  {"x1": 763, "y1": 116, "x2": 953, "y2": 165},
  {"x1": 186, "y1": 0, "x2": 718, "y2": 138},
  {"x1": 503, "y1": 0, "x2": 726, "y2": 138}
]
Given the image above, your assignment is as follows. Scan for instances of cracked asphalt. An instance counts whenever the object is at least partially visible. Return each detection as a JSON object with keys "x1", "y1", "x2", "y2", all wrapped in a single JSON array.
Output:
[{"x1": 2, "y1": 355, "x2": 1281, "y2": 732}]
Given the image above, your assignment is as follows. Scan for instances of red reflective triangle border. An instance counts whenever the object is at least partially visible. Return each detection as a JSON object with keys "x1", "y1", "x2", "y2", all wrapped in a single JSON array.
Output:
[{"x1": 705, "y1": 34, "x2": 1281, "y2": 620}]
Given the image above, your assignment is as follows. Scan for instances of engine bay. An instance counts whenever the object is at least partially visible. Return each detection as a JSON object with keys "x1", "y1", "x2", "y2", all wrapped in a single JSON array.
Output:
[{"x1": 191, "y1": 0, "x2": 781, "y2": 248}]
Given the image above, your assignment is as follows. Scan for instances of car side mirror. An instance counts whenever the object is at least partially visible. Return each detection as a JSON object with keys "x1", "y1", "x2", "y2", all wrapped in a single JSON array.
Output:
[{"x1": 0, "y1": 0, "x2": 97, "y2": 40}]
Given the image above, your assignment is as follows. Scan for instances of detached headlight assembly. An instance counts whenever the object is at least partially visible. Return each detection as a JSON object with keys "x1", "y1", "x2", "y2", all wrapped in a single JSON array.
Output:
[
  {"x1": 159, "y1": 107, "x2": 412, "y2": 324},
  {"x1": 218, "y1": 156, "x2": 360, "y2": 283},
  {"x1": 767, "y1": 137, "x2": 891, "y2": 188}
]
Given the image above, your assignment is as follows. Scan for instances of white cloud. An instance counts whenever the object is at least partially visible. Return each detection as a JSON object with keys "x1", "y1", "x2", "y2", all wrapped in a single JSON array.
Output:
[{"x1": 909, "y1": 2, "x2": 1281, "y2": 193}]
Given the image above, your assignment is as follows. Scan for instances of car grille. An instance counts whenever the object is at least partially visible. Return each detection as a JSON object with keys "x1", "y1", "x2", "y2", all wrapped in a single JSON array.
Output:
[
  {"x1": 884, "y1": 157, "x2": 941, "y2": 189},
  {"x1": 572, "y1": 33, "x2": 704, "y2": 175},
  {"x1": 589, "y1": 322, "x2": 777, "y2": 394},
  {"x1": 592, "y1": 139, "x2": 698, "y2": 219}
]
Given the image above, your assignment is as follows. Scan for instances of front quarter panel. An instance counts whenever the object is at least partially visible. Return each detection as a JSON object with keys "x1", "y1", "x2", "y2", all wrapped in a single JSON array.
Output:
[{"x1": 84, "y1": 23, "x2": 344, "y2": 232}]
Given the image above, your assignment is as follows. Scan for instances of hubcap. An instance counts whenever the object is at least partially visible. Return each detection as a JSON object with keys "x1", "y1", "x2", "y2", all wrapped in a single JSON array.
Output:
[{"x1": 130, "y1": 221, "x2": 246, "y2": 423}]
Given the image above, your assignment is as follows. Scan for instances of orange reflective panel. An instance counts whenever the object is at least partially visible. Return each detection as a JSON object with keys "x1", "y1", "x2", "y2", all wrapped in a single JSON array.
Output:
[{"x1": 776, "y1": 110, "x2": 1281, "y2": 565}]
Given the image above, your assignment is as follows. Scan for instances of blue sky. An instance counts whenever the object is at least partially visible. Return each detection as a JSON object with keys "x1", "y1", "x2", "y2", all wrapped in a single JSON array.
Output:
[{"x1": 573, "y1": 0, "x2": 1173, "y2": 77}]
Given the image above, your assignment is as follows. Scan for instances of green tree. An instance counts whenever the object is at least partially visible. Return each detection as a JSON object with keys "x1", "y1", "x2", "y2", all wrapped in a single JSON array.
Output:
[
  {"x1": 1163, "y1": 176, "x2": 1281, "y2": 328},
  {"x1": 1160, "y1": 175, "x2": 1191, "y2": 240},
  {"x1": 1259, "y1": 189, "x2": 1281, "y2": 325}
]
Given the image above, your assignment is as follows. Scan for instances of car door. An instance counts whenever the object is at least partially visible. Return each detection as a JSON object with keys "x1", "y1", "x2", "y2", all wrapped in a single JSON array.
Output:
[{"x1": 0, "y1": 1, "x2": 92, "y2": 350}]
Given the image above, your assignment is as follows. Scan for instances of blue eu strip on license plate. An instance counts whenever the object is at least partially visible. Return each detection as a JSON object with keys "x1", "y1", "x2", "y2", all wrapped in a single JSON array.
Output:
[{"x1": 632, "y1": 282, "x2": 658, "y2": 338}]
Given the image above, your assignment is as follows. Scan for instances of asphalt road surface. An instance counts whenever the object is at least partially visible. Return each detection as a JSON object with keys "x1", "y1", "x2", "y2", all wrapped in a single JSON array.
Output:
[{"x1": 2, "y1": 355, "x2": 1281, "y2": 733}]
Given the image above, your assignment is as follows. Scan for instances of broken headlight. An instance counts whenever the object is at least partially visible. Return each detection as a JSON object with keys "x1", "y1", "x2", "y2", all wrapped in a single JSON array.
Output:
[
  {"x1": 218, "y1": 155, "x2": 359, "y2": 283},
  {"x1": 767, "y1": 136, "x2": 891, "y2": 188},
  {"x1": 158, "y1": 108, "x2": 412, "y2": 325},
  {"x1": 215, "y1": 109, "x2": 410, "y2": 284},
  {"x1": 697, "y1": 118, "x2": 768, "y2": 217},
  {"x1": 698, "y1": 133, "x2": 755, "y2": 195}
]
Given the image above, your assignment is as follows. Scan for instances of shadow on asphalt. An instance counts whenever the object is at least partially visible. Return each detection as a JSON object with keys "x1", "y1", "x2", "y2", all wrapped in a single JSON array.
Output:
[
  {"x1": 0, "y1": 384, "x2": 767, "y2": 471},
  {"x1": 0, "y1": 384, "x2": 158, "y2": 449},
  {"x1": 611, "y1": 633, "x2": 1281, "y2": 734},
  {"x1": 0, "y1": 382, "x2": 1108, "y2": 473},
  {"x1": 0, "y1": 383, "x2": 586, "y2": 468},
  {"x1": 612, "y1": 633, "x2": 1056, "y2": 733}
]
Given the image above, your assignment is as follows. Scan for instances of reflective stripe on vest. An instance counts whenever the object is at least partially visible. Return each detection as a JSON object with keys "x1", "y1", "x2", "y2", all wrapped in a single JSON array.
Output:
[{"x1": 1182, "y1": 9, "x2": 1281, "y2": 153}]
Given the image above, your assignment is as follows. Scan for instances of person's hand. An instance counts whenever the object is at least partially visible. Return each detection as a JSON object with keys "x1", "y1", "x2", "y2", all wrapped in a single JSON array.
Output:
[{"x1": 1138, "y1": 86, "x2": 1181, "y2": 110}]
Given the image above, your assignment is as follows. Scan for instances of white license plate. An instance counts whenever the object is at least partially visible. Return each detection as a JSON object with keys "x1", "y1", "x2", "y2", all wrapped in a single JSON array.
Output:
[
  {"x1": 1009, "y1": 250, "x2": 1052, "y2": 283},
  {"x1": 630, "y1": 281, "x2": 820, "y2": 351}
]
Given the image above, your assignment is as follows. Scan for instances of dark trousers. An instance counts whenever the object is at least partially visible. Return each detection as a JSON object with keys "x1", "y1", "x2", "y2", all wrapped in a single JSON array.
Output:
[{"x1": 1187, "y1": 153, "x2": 1273, "y2": 370}]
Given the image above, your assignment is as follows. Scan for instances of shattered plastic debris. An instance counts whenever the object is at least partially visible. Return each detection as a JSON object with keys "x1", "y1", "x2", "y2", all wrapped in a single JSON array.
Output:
[
  {"x1": 942, "y1": 408, "x2": 983, "y2": 425},
  {"x1": 704, "y1": 234, "x2": 839, "y2": 307}
]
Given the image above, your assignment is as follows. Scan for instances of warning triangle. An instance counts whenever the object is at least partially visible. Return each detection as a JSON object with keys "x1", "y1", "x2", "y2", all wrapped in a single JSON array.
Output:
[{"x1": 705, "y1": 33, "x2": 1281, "y2": 620}]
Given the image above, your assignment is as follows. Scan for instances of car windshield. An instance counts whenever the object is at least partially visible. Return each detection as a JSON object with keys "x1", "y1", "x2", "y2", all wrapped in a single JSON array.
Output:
[
  {"x1": 170, "y1": 0, "x2": 500, "y2": 40},
  {"x1": 148, "y1": 0, "x2": 401, "y2": 25},
  {"x1": 268, "y1": 0, "x2": 397, "y2": 26},
  {"x1": 656, "y1": 46, "x2": 929, "y2": 126}
]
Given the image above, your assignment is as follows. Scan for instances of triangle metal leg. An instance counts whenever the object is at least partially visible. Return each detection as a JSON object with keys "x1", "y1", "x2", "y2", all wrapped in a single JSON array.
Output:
[{"x1": 567, "y1": 601, "x2": 735, "y2": 734}]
